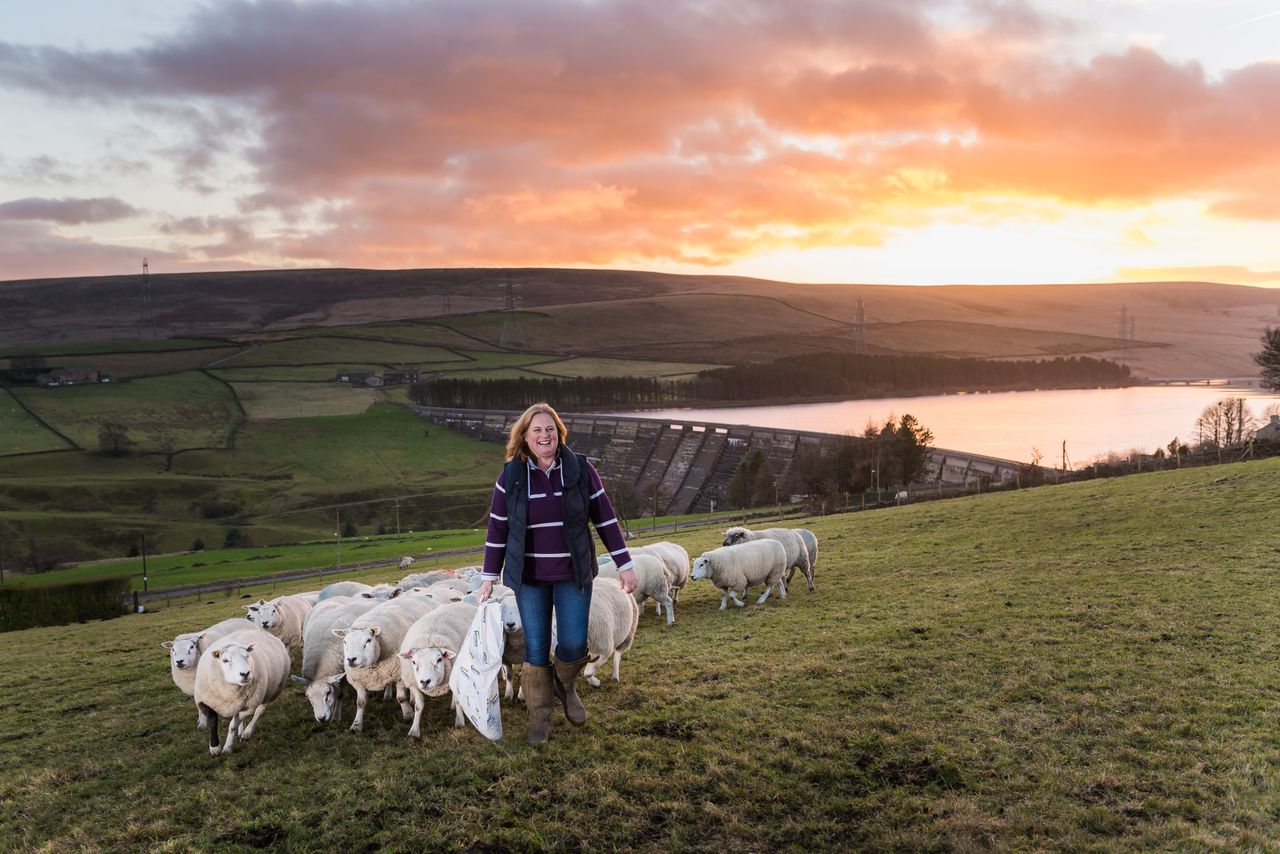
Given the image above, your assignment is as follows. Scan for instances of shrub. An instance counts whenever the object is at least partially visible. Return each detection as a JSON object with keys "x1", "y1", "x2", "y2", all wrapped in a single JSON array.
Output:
[
  {"x1": 191, "y1": 538, "x2": 205, "y2": 552},
  {"x1": 0, "y1": 576, "x2": 131, "y2": 632}
]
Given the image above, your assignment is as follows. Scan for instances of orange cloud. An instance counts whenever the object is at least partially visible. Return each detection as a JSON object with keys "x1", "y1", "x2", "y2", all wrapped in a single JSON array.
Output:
[{"x1": 2, "y1": 1, "x2": 1280, "y2": 277}]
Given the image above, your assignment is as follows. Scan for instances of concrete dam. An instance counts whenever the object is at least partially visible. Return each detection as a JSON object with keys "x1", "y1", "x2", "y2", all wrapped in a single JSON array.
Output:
[{"x1": 412, "y1": 406, "x2": 1026, "y2": 516}]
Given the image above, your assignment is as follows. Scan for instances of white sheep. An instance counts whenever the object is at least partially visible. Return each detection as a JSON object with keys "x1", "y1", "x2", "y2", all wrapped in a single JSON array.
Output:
[
  {"x1": 293, "y1": 596, "x2": 380, "y2": 723},
  {"x1": 401, "y1": 585, "x2": 465, "y2": 607},
  {"x1": 193, "y1": 627, "x2": 291, "y2": 756},
  {"x1": 723, "y1": 525, "x2": 814, "y2": 592},
  {"x1": 163, "y1": 616, "x2": 249, "y2": 729},
  {"x1": 633, "y1": 541, "x2": 691, "y2": 615},
  {"x1": 398, "y1": 556, "x2": 416, "y2": 570},
  {"x1": 598, "y1": 552, "x2": 673, "y2": 626},
  {"x1": 397, "y1": 570, "x2": 456, "y2": 590},
  {"x1": 244, "y1": 593, "x2": 315, "y2": 651},
  {"x1": 397, "y1": 601, "x2": 478, "y2": 739},
  {"x1": 318, "y1": 581, "x2": 373, "y2": 601},
  {"x1": 582, "y1": 577, "x2": 641, "y2": 688},
  {"x1": 693, "y1": 539, "x2": 788, "y2": 609},
  {"x1": 359, "y1": 583, "x2": 401, "y2": 601},
  {"x1": 335, "y1": 596, "x2": 437, "y2": 733},
  {"x1": 794, "y1": 528, "x2": 819, "y2": 589}
]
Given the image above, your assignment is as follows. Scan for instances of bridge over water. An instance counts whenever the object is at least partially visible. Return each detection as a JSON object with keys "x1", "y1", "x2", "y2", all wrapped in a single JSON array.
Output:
[{"x1": 412, "y1": 406, "x2": 1028, "y2": 515}]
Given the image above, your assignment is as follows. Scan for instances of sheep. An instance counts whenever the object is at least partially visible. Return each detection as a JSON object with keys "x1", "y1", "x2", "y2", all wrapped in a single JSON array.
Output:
[
  {"x1": 398, "y1": 556, "x2": 416, "y2": 570},
  {"x1": 318, "y1": 581, "x2": 373, "y2": 601},
  {"x1": 293, "y1": 597, "x2": 381, "y2": 723},
  {"x1": 794, "y1": 528, "x2": 819, "y2": 588},
  {"x1": 722, "y1": 525, "x2": 814, "y2": 592},
  {"x1": 633, "y1": 541, "x2": 691, "y2": 615},
  {"x1": 598, "y1": 552, "x2": 674, "y2": 626},
  {"x1": 244, "y1": 593, "x2": 315, "y2": 651},
  {"x1": 401, "y1": 585, "x2": 465, "y2": 607},
  {"x1": 194, "y1": 627, "x2": 291, "y2": 756},
  {"x1": 693, "y1": 539, "x2": 788, "y2": 609},
  {"x1": 163, "y1": 617, "x2": 249, "y2": 729},
  {"x1": 335, "y1": 596, "x2": 437, "y2": 733},
  {"x1": 581, "y1": 577, "x2": 641, "y2": 688},
  {"x1": 397, "y1": 601, "x2": 478, "y2": 739},
  {"x1": 359, "y1": 583, "x2": 401, "y2": 601},
  {"x1": 397, "y1": 570, "x2": 456, "y2": 590}
]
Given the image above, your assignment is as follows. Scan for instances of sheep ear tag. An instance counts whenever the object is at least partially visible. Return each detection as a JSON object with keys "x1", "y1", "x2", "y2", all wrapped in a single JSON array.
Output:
[{"x1": 212, "y1": 650, "x2": 223, "y2": 659}]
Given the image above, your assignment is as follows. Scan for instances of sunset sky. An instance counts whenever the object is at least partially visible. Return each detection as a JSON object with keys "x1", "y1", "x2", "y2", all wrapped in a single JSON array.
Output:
[{"x1": 2, "y1": 0, "x2": 1280, "y2": 286}]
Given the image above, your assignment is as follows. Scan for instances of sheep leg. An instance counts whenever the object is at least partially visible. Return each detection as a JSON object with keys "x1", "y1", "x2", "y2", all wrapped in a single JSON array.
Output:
[
  {"x1": 756, "y1": 584, "x2": 773, "y2": 605},
  {"x1": 350, "y1": 684, "x2": 368, "y2": 733},
  {"x1": 200, "y1": 703, "x2": 220, "y2": 756},
  {"x1": 663, "y1": 595, "x2": 675, "y2": 626},
  {"x1": 382, "y1": 683, "x2": 394, "y2": 701},
  {"x1": 611, "y1": 651, "x2": 622, "y2": 683},
  {"x1": 719, "y1": 589, "x2": 729, "y2": 610},
  {"x1": 194, "y1": 700, "x2": 207, "y2": 730},
  {"x1": 397, "y1": 682, "x2": 413, "y2": 721},
  {"x1": 407, "y1": 686, "x2": 424, "y2": 739},
  {"x1": 585, "y1": 657, "x2": 603, "y2": 688},
  {"x1": 777, "y1": 577, "x2": 787, "y2": 599},
  {"x1": 222, "y1": 712, "x2": 241, "y2": 755},
  {"x1": 453, "y1": 697, "x2": 465, "y2": 728},
  {"x1": 239, "y1": 703, "x2": 267, "y2": 740},
  {"x1": 729, "y1": 588, "x2": 747, "y2": 608},
  {"x1": 785, "y1": 566, "x2": 796, "y2": 585}
]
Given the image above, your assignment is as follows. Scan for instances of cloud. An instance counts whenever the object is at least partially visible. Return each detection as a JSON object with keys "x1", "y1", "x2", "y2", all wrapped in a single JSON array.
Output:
[
  {"x1": 0, "y1": 196, "x2": 139, "y2": 224},
  {"x1": 2, "y1": 1, "x2": 1280, "y2": 273},
  {"x1": 0, "y1": 221, "x2": 159, "y2": 280}
]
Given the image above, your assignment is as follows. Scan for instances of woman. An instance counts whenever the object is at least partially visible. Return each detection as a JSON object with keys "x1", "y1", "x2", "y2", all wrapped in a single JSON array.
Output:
[{"x1": 477, "y1": 402, "x2": 637, "y2": 745}]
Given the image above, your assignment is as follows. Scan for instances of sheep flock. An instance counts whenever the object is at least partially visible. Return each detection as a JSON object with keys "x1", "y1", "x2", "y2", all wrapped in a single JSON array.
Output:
[{"x1": 162, "y1": 528, "x2": 819, "y2": 756}]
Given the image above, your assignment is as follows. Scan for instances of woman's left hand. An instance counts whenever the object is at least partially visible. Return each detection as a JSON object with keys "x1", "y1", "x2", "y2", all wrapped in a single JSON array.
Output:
[{"x1": 618, "y1": 567, "x2": 639, "y2": 595}]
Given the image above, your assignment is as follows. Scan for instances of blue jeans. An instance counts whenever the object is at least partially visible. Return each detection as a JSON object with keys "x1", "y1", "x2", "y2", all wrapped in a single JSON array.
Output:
[{"x1": 516, "y1": 580, "x2": 592, "y2": 666}]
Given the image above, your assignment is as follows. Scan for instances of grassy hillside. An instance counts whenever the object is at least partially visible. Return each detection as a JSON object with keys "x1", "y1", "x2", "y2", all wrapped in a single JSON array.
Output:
[{"x1": 2, "y1": 459, "x2": 1278, "y2": 850}]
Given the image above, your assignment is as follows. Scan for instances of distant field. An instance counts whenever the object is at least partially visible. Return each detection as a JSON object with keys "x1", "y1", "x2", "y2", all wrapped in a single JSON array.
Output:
[
  {"x1": 0, "y1": 338, "x2": 234, "y2": 358},
  {"x1": 279, "y1": 321, "x2": 506, "y2": 351},
  {"x1": 232, "y1": 382, "x2": 385, "y2": 420},
  {"x1": 0, "y1": 389, "x2": 73, "y2": 455},
  {"x1": 12, "y1": 371, "x2": 240, "y2": 451},
  {"x1": 209, "y1": 364, "x2": 385, "y2": 382},
  {"x1": 224, "y1": 337, "x2": 462, "y2": 367},
  {"x1": 45, "y1": 347, "x2": 242, "y2": 379},
  {"x1": 5, "y1": 459, "x2": 1280, "y2": 850}
]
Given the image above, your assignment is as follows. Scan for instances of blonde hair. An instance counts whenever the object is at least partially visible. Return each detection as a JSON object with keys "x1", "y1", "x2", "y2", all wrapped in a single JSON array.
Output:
[{"x1": 506, "y1": 402, "x2": 569, "y2": 462}]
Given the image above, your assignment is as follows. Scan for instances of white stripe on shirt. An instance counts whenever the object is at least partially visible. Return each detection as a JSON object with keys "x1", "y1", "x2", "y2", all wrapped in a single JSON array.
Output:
[
  {"x1": 528, "y1": 551, "x2": 572, "y2": 558},
  {"x1": 529, "y1": 521, "x2": 564, "y2": 529},
  {"x1": 490, "y1": 513, "x2": 507, "y2": 521},
  {"x1": 595, "y1": 518, "x2": 617, "y2": 528},
  {"x1": 590, "y1": 487, "x2": 605, "y2": 499},
  {"x1": 485, "y1": 541, "x2": 505, "y2": 548}
]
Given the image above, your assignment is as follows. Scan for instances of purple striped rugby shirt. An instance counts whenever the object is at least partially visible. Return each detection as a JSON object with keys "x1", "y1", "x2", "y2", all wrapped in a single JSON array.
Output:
[{"x1": 482, "y1": 456, "x2": 633, "y2": 583}]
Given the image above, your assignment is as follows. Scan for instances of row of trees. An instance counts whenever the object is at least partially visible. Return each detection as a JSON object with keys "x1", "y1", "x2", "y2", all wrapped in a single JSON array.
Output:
[{"x1": 409, "y1": 353, "x2": 1133, "y2": 409}]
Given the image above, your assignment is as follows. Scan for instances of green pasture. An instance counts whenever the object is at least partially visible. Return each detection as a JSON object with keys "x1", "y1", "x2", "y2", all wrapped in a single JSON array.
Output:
[
  {"x1": 209, "y1": 364, "x2": 384, "y2": 382},
  {"x1": 3, "y1": 459, "x2": 1280, "y2": 850},
  {"x1": 50, "y1": 347, "x2": 242, "y2": 378},
  {"x1": 0, "y1": 390, "x2": 72, "y2": 455},
  {"x1": 12, "y1": 528, "x2": 487, "y2": 592},
  {"x1": 11, "y1": 371, "x2": 240, "y2": 451},
  {"x1": 225, "y1": 337, "x2": 459, "y2": 367},
  {"x1": 231, "y1": 382, "x2": 386, "y2": 420},
  {"x1": 0, "y1": 338, "x2": 233, "y2": 358}
]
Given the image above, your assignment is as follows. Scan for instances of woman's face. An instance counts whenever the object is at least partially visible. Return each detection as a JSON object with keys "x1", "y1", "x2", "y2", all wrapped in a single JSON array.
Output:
[{"x1": 524, "y1": 412, "x2": 559, "y2": 465}]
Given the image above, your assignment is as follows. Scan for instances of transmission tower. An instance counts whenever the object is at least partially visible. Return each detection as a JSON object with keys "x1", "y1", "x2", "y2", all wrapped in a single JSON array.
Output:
[
  {"x1": 441, "y1": 290, "x2": 453, "y2": 317},
  {"x1": 853, "y1": 297, "x2": 867, "y2": 354},
  {"x1": 497, "y1": 279, "x2": 528, "y2": 349},
  {"x1": 139, "y1": 257, "x2": 158, "y2": 339}
]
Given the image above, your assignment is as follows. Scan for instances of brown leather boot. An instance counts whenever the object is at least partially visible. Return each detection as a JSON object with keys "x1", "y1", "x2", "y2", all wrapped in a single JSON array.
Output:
[
  {"x1": 552, "y1": 655, "x2": 589, "y2": 726},
  {"x1": 523, "y1": 664, "x2": 554, "y2": 745}
]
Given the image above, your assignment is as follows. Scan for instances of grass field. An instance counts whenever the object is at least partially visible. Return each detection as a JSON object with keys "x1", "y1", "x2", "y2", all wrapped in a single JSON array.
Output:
[
  {"x1": 11, "y1": 371, "x2": 241, "y2": 451},
  {"x1": 231, "y1": 382, "x2": 385, "y2": 420},
  {"x1": 0, "y1": 389, "x2": 73, "y2": 455},
  {"x1": 225, "y1": 337, "x2": 460, "y2": 367},
  {"x1": 529, "y1": 356, "x2": 722, "y2": 378},
  {"x1": 3, "y1": 458, "x2": 1279, "y2": 850},
  {"x1": 0, "y1": 338, "x2": 234, "y2": 358}
]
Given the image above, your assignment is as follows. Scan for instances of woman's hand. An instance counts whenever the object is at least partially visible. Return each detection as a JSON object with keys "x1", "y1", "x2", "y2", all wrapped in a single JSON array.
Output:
[
  {"x1": 618, "y1": 567, "x2": 639, "y2": 595},
  {"x1": 476, "y1": 580, "x2": 494, "y2": 603}
]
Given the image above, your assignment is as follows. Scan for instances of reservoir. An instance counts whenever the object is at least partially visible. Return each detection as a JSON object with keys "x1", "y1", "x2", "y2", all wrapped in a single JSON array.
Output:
[{"x1": 609, "y1": 384, "x2": 1280, "y2": 466}]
